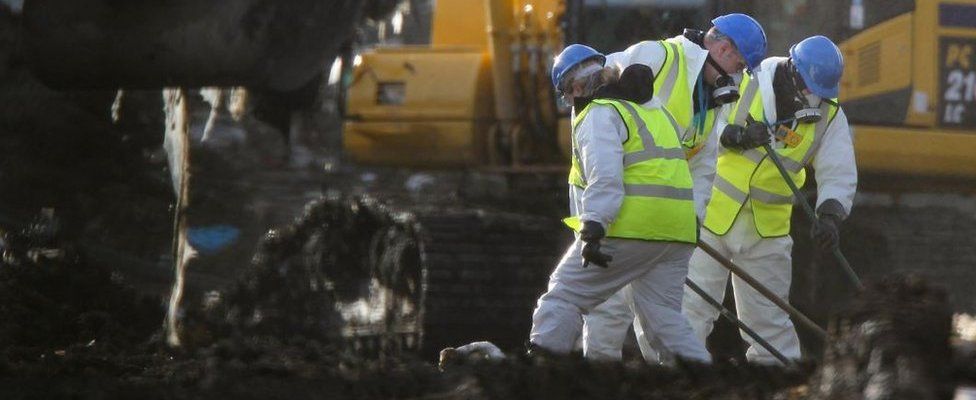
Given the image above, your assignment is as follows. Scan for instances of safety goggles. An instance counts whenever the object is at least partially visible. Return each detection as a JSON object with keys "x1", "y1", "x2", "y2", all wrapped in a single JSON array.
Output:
[{"x1": 556, "y1": 62, "x2": 603, "y2": 96}]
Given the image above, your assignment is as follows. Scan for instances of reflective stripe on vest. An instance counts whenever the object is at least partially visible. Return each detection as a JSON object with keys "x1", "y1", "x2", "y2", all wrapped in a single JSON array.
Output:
[
  {"x1": 657, "y1": 39, "x2": 715, "y2": 159},
  {"x1": 655, "y1": 41, "x2": 683, "y2": 114},
  {"x1": 704, "y1": 73, "x2": 839, "y2": 237},
  {"x1": 567, "y1": 98, "x2": 697, "y2": 243}
]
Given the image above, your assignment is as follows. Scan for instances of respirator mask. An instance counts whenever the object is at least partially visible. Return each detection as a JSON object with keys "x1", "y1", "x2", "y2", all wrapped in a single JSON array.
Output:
[{"x1": 706, "y1": 55, "x2": 740, "y2": 105}]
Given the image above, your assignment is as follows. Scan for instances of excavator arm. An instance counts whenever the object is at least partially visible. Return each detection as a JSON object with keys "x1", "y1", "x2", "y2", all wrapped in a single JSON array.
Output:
[{"x1": 23, "y1": 0, "x2": 401, "y2": 91}]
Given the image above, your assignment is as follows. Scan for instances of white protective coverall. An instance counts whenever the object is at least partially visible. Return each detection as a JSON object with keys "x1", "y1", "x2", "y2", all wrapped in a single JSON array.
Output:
[
  {"x1": 682, "y1": 56, "x2": 857, "y2": 363},
  {"x1": 528, "y1": 104, "x2": 710, "y2": 363},
  {"x1": 580, "y1": 35, "x2": 727, "y2": 363}
]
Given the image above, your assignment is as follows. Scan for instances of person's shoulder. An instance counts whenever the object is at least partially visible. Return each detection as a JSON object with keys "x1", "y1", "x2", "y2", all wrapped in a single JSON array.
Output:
[
  {"x1": 828, "y1": 104, "x2": 848, "y2": 122},
  {"x1": 630, "y1": 39, "x2": 666, "y2": 49},
  {"x1": 667, "y1": 35, "x2": 695, "y2": 48},
  {"x1": 755, "y1": 57, "x2": 788, "y2": 74},
  {"x1": 580, "y1": 100, "x2": 629, "y2": 124},
  {"x1": 584, "y1": 99, "x2": 623, "y2": 115},
  {"x1": 752, "y1": 57, "x2": 788, "y2": 88},
  {"x1": 618, "y1": 40, "x2": 667, "y2": 57},
  {"x1": 579, "y1": 100, "x2": 611, "y2": 114},
  {"x1": 606, "y1": 41, "x2": 667, "y2": 71}
]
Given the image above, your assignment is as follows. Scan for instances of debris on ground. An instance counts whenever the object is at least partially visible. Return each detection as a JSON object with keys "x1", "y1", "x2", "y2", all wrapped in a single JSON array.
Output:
[
  {"x1": 0, "y1": 214, "x2": 162, "y2": 360},
  {"x1": 806, "y1": 274, "x2": 955, "y2": 400},
  {"x1": 439, "y1": 341, "x2": 508, "y2": 371},
  {"x1": 3, "y1": 199, "x2": 974, "y2": 400}
]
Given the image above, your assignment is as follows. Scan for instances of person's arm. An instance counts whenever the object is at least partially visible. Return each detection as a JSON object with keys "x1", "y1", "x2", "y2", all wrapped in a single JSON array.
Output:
[
  {"x1": 576, "y1": 106, "x2": 628, "y2": 230},
  {"x1": 809, "y1": 108, "x2": 858, "y2": 251},
  {"x1": 605, "y1": 41, "x2": 666, "y2": 78},
  {"x1": 687, "y1": 107, "x2": 726, "y2": 220},
  {"x1": 811, "y1": 108, "x2": 858, "y2": 219}
]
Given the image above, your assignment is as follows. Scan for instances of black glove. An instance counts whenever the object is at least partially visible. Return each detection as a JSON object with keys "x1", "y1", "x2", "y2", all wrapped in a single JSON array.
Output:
[
  {"x1": 580, "y1": 220, "x2": 612, "y2": 268},
  {"x1": 811, "y1": 199, "x2": 845, "y2": 251},
  {"x1": 720, "y1": 120, "x2": 770, "y2": 150}
]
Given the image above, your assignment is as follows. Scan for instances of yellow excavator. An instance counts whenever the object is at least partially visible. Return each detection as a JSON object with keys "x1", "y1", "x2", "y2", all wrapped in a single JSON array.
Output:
[{"x1": 345, "y1": 0, "x2": 976, "y2": 177}]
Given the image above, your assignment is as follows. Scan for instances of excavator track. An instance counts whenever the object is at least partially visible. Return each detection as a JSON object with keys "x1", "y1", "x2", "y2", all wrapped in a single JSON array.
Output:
[{"x1": 289, "y1": 195, "x2": 567, "y2": 358}]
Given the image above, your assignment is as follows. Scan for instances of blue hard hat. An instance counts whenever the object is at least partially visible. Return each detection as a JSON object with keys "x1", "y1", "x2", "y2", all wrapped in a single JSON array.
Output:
[
  {"x1": 551, "y1": 44, "x2": 606, "y2": 89},
  {"x1": 711, "y1": 13, "x2": 767, "y2": 71},
  {"x1": 790, "y1": 35, "x2": 844, "y2": 98}
]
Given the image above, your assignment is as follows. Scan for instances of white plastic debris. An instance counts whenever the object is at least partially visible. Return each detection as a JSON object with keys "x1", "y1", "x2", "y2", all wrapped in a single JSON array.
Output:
[
  {"x1": 438, "y1": 341, "x2": 507, "y2": 370},
  {"x1": 360, "y1": 172, "x2": 377, "y2": 183},
  {"x1": 955, "y1": 386, "x2": 976, "y2": 400},
  {"x1": 199, "y1": 87, "x2": 223, "y2": 142},
  {"x1": 111, "y1": 89, "x2": 124, "y2": 123},
  {"x1": 405, "y1": 173, "x2": 436, "y2": 193},
  {"x1": 457, "y1": 341, "x2": 506, "y2": 359},
  {"x1": 954, "y1": 314, "x2": 976, "y2": 342}
]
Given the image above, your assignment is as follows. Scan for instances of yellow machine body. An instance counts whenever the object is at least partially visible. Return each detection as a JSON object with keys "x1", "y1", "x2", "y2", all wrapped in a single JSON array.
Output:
[
  {"x1": 344, "y1": 0, "x2": 565, "y2": 168},
  {"x1": 348, "y1": 0, "x2": 975, "y2": 178},
  {"x1": 344, "y1": 48, "x2": 493, "y2": 166},
  {"x1": 841, "y1": 0, "x2": 976, "y2": 177}
]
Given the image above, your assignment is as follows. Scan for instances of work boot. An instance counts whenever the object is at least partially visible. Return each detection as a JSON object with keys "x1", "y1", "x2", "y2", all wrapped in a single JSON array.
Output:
[{"x1": 525, "y1": 341, "x2": 568, "y2": 365}]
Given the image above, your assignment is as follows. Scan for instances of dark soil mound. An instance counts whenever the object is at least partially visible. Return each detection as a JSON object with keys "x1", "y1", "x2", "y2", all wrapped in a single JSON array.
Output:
[{"x1": 807, "y1": 274, "x2": 955, "y2": 400}]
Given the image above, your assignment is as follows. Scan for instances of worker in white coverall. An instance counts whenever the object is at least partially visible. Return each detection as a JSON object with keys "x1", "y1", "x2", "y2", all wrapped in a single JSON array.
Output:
[
  {"x1": 582, "y1": 14, "x2": 768, "y2": 363},
  {"x1": 527, "y1": 43, "x2": 709, "y2": 363},
  {"x1": 683, "y1": 35, "x2": 857, "y2": 364}
]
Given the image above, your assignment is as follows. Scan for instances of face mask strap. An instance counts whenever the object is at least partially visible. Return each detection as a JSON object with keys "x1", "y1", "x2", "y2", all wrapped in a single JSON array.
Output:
[{"x1": 785, "y1": 58, "x2": 822, "y2": 123}]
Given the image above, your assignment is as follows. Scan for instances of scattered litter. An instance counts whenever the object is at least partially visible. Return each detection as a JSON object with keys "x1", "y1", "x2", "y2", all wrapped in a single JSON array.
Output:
[
  {"x1": 187, "y1": 225, "x2": 240, "y2": 255},
  {"x1": 439, "y1": 341, "x2": 506, "y2": 371},
  {"x1": 956, "y1": 314, "x2": 976, "y2": 342}
]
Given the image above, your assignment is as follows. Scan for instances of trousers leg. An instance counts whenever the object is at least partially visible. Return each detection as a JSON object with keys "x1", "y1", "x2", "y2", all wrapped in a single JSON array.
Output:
[
  {"x1": 630, "y1": 242, "x2": 710, "y2": 363},
  {"x1": 681, "y1": 230, "x2": 733, "y2": 346},
  {"x1": 582, "y1": 285, "x2": 669, "y2": 364},
  {"x1": 631, "y1": 272, "x2": 672, "y2": 365},
  {"x1": 632, "y1": 294, "x2": 664, "y2": 364},
  {"x1": 584, "y1": 283, "x2": 675, "y2": 365},
  {"x1": 731, "y1": 234, "x2": 801, "y2": 363},
  {"x1": 582, "y1": 286, "x2": 634, "y2": 361},
  {"x1": 529, "y1": 238, "x2": 669, "y2": 354}
]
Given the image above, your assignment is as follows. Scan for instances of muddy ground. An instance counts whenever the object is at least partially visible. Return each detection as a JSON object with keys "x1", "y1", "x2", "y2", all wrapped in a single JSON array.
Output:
[
  {"x1": 0, "y1": 209, "x2": 803, "y2": 400},
  {"x1": 2, "y1": 211, "x2": 972, "y2": 400}
]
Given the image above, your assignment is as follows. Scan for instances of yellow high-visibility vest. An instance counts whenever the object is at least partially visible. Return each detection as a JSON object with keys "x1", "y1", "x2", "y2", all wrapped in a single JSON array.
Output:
[
  {"x1": 656, "y1": 39, "x2": 717, "y2": 159},
  {"x1": 703, "y1": 73, "x2": 838, "y2": 237},
  {"x1": 566, "y1": 98, "x2": 697, "y2": 243}
]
